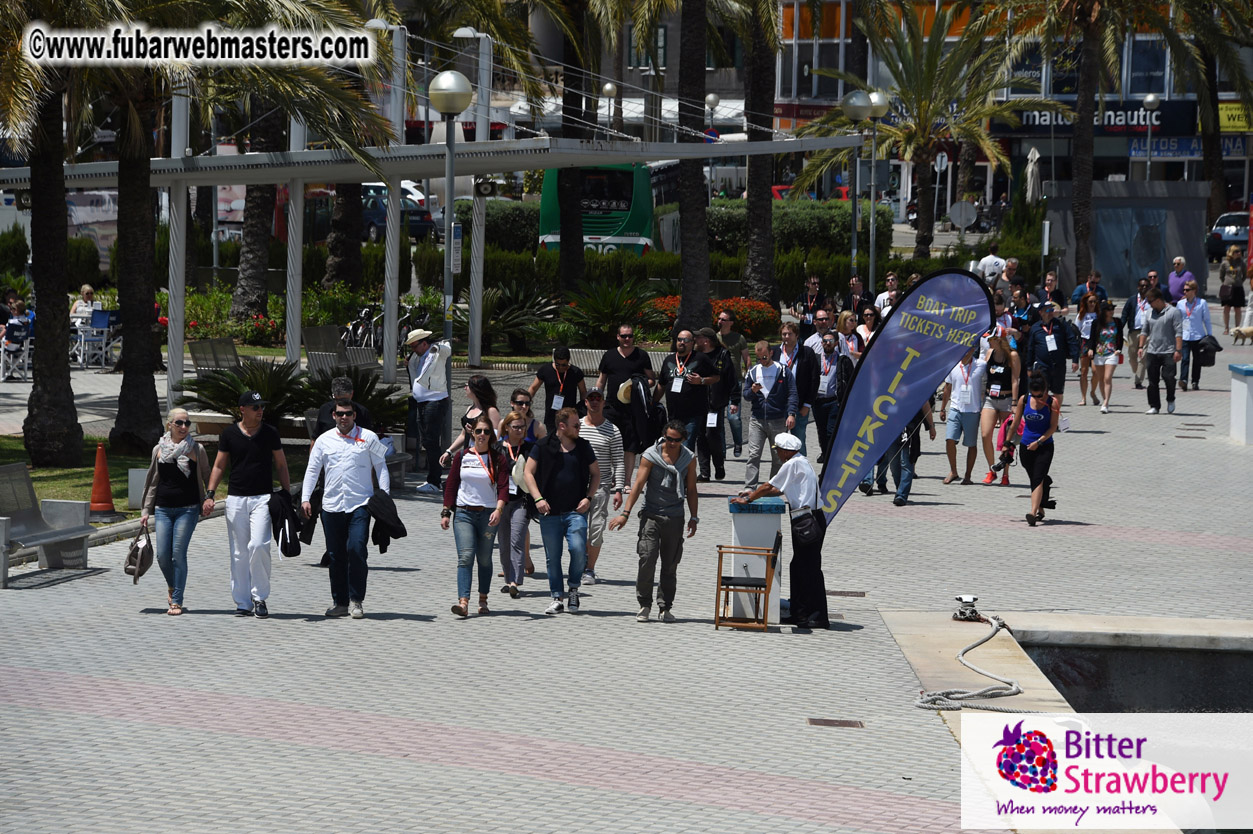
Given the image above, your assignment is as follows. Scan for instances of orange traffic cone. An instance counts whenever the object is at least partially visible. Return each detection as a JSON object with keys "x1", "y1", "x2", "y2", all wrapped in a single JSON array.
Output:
[{"x1": 88, "y1": 443, "x2": 125, "y2": 522}]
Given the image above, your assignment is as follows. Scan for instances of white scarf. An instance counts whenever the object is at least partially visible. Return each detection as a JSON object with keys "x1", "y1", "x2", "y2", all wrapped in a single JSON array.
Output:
[{"x1": 158, "y1": 431, "x2": 194, "y2": 478}]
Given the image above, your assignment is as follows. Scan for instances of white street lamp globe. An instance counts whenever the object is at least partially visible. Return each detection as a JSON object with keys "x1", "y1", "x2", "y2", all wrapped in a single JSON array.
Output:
[
  {"x1": 603, "y1": 82, "x2": 617, "y2": 98},
  {"x1": 1143, "y1": 92, "x2": 1161, "y2": 111},
  {"x1": 429, "y1": 70, "x2": 473, "y2": 116},
  {"x1": 705, "y1": 93, "x2": 720, "y2": 111},
  {"x1": 868, "y1": 90, "x2": 890, "y2": 119},
  {"x1": 841, "y1": 89, "x2": 872, "y2": 122}
]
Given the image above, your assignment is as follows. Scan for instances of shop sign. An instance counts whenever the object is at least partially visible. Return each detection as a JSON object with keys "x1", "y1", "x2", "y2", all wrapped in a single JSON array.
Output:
[
  {"x1": 996, "y1": 100, "x2": 1197, "y2": 136},
  {"x1": 1209, "y1": 102, "x2": 1252, "y2": 134},
  {"x1": 1127, "y1": 135, "x2": 1245, "y2": 158}
]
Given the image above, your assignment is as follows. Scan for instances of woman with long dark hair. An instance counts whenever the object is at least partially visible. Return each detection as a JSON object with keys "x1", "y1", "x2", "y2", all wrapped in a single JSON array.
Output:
[
  {"x1": 856, "y1": 305, "x2": 882, "y2": 348},
  {"x1": 1074, "y1": 292, "x2": 1100, "y2": 405},
  {"x1": 1085, "y1": 301, "x2": 1123, "y2": 414},
  {"x1": 441, "y1": 414, "x2": 510, "y2": 617},
  {"x1": 1010, "y1": 371, "x2": 1060, "y2": 527},
  {"x1": 440, "y1": 374, "x2": 501, "y2": 467},
  {"x1": 498, "y1": 410, "x2": 535, "y2": 597},
  {"x1": 979, "y1": 327, "x2": 1020, "y2": 485}
]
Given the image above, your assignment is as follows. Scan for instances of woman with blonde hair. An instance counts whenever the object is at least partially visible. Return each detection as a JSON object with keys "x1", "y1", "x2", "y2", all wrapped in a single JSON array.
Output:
[
  {"x1": 836, "y1": 309, "x2": 862, "y2": 362},
  {"x1": 140, "y1": 408, "x2": 213, "y2": 614},
  {"x1": 1219, "y1": 245, "x2": 1246, "y2": 334}
]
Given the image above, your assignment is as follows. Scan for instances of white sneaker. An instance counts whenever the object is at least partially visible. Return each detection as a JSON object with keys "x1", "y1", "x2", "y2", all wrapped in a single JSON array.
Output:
[
  {"x1": 1167, "y1": 400, "x2": 1176, "y2": 414},
  {"x1": 545, "y1": 598, "x2": 564, "y2": 615},
  {"x1": 581, "y1": 570, "x2": 596, "y2": 586},
  {"x1": 636, "y1": 605, "x2": 651, "y2": 622},
  {"x1": 1100, "y1": 404, "x2": 1109, "y2": 414},
  {"x1": 349, "y1": 601, "x2": 364, "y2": 619},
  {"x1": 416, "y1": 482, "x2": 442, "y2": 494},
  {"x1": 1145, "y1": 407, "x2": 1159, "y2": 415}
]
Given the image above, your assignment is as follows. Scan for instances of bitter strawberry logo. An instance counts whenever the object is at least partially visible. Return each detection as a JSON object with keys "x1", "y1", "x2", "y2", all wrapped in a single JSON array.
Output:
[{"x1": 994, "y1": 721, "x2": 1058, "y2": 793}]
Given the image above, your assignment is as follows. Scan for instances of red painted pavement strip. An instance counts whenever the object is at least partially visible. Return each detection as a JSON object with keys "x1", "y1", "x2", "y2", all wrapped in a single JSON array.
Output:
[
  {"x1": 841, "y1": 497, "x2": 1252, "y2": 551},
  {"x1": 0, "y1": 665, "x2": 967, "y2": 833}
]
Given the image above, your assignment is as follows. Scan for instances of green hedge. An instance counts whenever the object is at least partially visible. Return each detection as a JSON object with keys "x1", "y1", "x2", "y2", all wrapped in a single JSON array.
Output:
[
  {"x1": 0, "y1": 223, "x2": 29, "y2": 278},
  {"x1": 451, "y1": 199, "x2": 541, "y2": 254}
]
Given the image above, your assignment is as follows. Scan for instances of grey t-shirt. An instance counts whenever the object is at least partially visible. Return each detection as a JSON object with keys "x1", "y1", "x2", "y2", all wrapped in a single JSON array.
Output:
[
  {"x1": 1142, "y1": 305, "x2": 1183, "y2": 355},
  {"x1": 641, "y1": 440, "x2": 694, "y2": 518}
]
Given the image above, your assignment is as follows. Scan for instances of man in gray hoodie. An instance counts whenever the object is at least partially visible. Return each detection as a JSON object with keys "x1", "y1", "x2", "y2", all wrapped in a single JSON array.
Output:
[
  {"x1": 1137, "y1": 288, "x2": 1184, "y2": 415},
  {"x1": 609, "y1": 420, "x2": 699, "y2": 623}
]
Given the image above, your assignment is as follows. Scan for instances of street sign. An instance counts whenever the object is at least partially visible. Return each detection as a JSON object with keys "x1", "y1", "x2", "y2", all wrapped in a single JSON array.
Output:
[
  {"x1": 948, "y1": 200, "x2": 977, "y2": 231},
  {"x1": 451, "y1": 223, "x2": 463, "y2": 275},
  {"x1": 934, "y1": 151, "x2": 949, "y2": 174},
  {"x1": 704, "y1": 129, "x2": 719, "y2": 144}
]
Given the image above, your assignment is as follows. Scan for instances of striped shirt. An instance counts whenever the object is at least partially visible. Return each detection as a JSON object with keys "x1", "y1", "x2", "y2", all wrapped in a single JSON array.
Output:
[{"x1": 580, "y1": 417, "x2": 625, "y2": 491}]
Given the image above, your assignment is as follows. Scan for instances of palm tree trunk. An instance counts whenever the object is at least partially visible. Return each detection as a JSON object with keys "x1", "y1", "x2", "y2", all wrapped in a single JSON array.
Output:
[
  {"x1": 742, "y1": 15, "x2": 777, "y2": 306},
  {"x1": 558, "y1": 21, "x2": 587, "y2": 293},
  {"x1": 109, "y1": 98, "x2": 163, "y2": 454},
  {"x1": 324, "y1": 183, "x2": 364, "y2": 289},
  {"x1": 24, "y1": 85, "x2": 84, "y2": 467},
  {"x1": 676, "y1": 0, "x2": 711, "y2": 332},
  {"x1": 913, "y1": 148, "x2": 936, "y2": 259},
  {"x1": 1198, "y1": 48, "x2": 1226, "y2": 226},
  {"x1": 1071, "y1": 27, "x2": 1100, "y2": 283},
  {"x1": 955, "y1": 140, "x2": 977, "y2": 204},
  {"x1": 612, "y1": 35, "x2": 625, "y2": 134},
  {"x1": 231, "y1": 99, "x2": 284, "y2": 319}
]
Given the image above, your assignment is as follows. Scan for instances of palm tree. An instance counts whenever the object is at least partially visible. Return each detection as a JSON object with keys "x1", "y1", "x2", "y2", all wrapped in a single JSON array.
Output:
[
  {"x1": 0, "y1": 0, "x2": 127, "y2": 466},
  {"x1": 674, "y1": 0, "x2": 710, "y2": 331},
  {"x1": 797, "y1": 1, "x2": 1065, "y2": 258},
  {"x1": 736, "y1": 0, "x2": 780, "y2": 305}
]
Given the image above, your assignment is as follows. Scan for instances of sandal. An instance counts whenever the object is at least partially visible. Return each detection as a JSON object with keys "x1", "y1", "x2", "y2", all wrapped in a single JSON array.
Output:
[
  {"x1": 167, "y1": 603, "x2": 183, "y2": 616},
  {"x1": 451, "y1": 598, "x2": 469, "y2": 618},
  {"x1": 508, "y1": 584, "x2": 520, "y2": 599},
  {"x1": 478, "y1": 595, "x2": 490, "y2": 615}
]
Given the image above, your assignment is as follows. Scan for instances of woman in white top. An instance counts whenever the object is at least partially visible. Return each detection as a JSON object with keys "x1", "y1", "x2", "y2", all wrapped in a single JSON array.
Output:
[
  {"x1": 1074, "y1": 292, "x2": 1100, "y2": 406},
  {"x1": 836, "y1": 310, "x2": 862, "y2": 363},
  {"x1": 440, "y1": 414, "x2": 509, "y2": 618},
  {"x1": 71, "y1": 284, "x2": 96, "y2": 322}
]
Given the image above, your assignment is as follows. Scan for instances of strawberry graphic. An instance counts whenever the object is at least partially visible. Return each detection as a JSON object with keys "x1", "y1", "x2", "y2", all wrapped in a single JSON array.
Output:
[{"x1": 993, "y1": 721, "x2": 1058, "y2": 793}]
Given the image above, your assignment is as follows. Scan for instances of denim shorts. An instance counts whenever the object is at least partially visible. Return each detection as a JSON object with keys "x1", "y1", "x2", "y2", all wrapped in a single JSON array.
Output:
[{"x1": 945, "y1": 409, "x2": 979, "y2": 446}]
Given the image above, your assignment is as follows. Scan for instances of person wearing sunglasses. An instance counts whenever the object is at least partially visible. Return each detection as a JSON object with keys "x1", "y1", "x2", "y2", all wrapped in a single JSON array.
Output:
[
  {"x1": 498, "y1": 410, "x2": 536, "y2": 597},
  {"x1": 529, "y1": 346, "x2": 587, "y2": 434},
  {"x1": 301, "y1": 399, "x2": 390, "y2": 620},
  {"x1": 442, "y1": 414, "x2": 510, "y2": 618},
  {"x1": 205, "y1": 390, "x2": 292, "y2": 619},
  {"x1": 505, "y1": 388, "x2": 545, "y2": 442},
  {"x1": 597, "y1": 323, "x2": 655, "y2": 482},
  {"x1": 139, "y1": 408, "x2": 213, "y2": 616},
  {"x1": 609, "y1": 420, "x2": 698, "y2": 623}
]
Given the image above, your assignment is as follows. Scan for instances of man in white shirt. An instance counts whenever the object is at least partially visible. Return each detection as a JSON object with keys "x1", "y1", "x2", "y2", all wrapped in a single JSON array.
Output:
[
  {"x1": 301, "y1": 399, "x2": 391, "y2": 619},
  {"x1": 406, "y1": 328, "x2": 453, "y2": 493},
  {"x1": 977, "y1": 243, "x2": 1006, "y2": 289},
  {"x1": 733, "y1": 433, "x2": 828, "y2": 629},
  {"x1": 939, "y1": 347, "x2": 988, "y2": 485},
  {"x1": 874, "y1": 272, "x2": 899, "y2": 312}
]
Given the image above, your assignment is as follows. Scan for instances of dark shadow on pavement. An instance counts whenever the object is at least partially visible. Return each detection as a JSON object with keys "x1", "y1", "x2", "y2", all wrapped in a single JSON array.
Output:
[{"x1": 5, "y1": 567, "x2": 109, "y2": 589}]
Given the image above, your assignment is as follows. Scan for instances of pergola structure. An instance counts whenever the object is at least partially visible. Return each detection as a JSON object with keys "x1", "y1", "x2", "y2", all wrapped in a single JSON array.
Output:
[{"x1": 0, "y1": 132, "x2": 861, "y2": 403}]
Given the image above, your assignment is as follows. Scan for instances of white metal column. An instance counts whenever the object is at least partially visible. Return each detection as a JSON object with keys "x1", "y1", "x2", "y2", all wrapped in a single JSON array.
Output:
[
  {"x1": 285, "y1": 119, "x2": 306, "y2": 366},
  {"x1": 166, "y1": 89, "x2": 189, "y2": 410}
]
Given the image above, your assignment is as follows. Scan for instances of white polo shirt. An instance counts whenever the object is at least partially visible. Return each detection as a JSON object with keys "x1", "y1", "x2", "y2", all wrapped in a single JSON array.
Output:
[{"x1": 769, "y1": 454, "x2": 819, "y2": 511}]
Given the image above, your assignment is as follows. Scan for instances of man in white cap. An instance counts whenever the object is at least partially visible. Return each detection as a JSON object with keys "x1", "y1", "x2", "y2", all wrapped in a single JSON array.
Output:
[
  {"x1": 733, "y1": 432, "x2": 828, "y2": 629},
  {"x1": 405, "y1": 328, "x2": 453, "y2": 493}
]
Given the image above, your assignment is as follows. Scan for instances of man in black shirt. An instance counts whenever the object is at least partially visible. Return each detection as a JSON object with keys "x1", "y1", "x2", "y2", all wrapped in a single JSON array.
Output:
[
  {"x1": 596, "y1": 323, "x2": 655, "y2": 481},
  {"x1": 792, "y1": 273, "x2": 827, "y2": 341},
  {"x1": 523, "y1": 408, "x2": 601, "y2": 615},
  {"x1": 529, "y1": 346, "x2": 588, "y2": 433},
  {"x1": 840, "y1": 274, "x2": 875, "y2": 319},
  {"x1": 693, "y1": 327, "x2": 737, "y2": 482},
  {"x1": 205, "y1": 391, "x2": 291, "y2": 618},
  {"x1": 313, "y1": 376, "x2": 374, "y2": 438},
  {"x1": 654, "y1": 329, "x2": 716, "y2": 452}
]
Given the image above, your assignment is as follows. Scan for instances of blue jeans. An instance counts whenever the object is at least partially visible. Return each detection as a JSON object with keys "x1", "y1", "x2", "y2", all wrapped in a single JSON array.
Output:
[
  {"x1": 725, "y1": 400, "x2": 743, "y2": 450},
  {"x1": 887, "y1": 436, "x2": 915, "y2": 500},
  {"x1": 321, "y1": 505, "x2": 370, "y2": 605},
  {"x1": 678, "y1": 417, "x2": 700, "y2": 453},
  {"x1": 1180, "y1": 338, "x2": 1203, "y2": 386},
  {"x1": 860, "y1": 453, "x2": 889, "y2": 491},
  {"x1": 154, "y1": 505, "x2": 199, "y2": 605},
  {"x1": 537, "y1": 511, "x2": 588, "y2": 598},
  {"x1": 453, "y1": 507, "x2": 499, "y2": 599},
  {"x1": 791, "y1": 410, "x2": 811, "y2": 456}
]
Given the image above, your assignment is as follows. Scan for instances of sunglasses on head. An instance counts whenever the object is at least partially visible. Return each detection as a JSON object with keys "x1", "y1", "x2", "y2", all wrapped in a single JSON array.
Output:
[{"x1": 172, "y1": 420, "x2": 191, "y2": 428}]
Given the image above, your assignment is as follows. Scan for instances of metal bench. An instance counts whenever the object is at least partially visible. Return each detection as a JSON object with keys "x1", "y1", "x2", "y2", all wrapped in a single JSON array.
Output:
[
  {"x1": 189, "y1": 337, "x2": 241, "y2": 377},
  {"x1": 569, "y1": 348, "x2": 601, "y2": 374},
  {"x1": 306, "y1": 351, "x2": 346, "y2": 379},
  {"x1": 344, "y1": 346, "x2": 382, "y2": 376},
  {"x1": 303, "y1": 325, "x2": 344, "y2": 354},
  {"x1": 0, "y1": 463, "x2": 94, "y2": 589}
]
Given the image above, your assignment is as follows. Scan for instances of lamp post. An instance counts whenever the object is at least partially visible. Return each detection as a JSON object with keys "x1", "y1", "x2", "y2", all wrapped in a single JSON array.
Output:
[
  {"x1": 1143, "y1": 93, "x2": 1161, "y2": 182},
  {"x1": 429, "y1": 70, "x2": 473, "y2": 400},
  {"x1": 705, "y1": 93, "x2": 719, "y2": 202},
  {"x1": 365, "y1": 18, "x2": 408, "y2": 382},
  {"x1": 602, "y1": 82, "x2": 617, "y2": 136},
  {"x1": 866, "y1": 90, "x2": 889, "y2": 297},
  {"x1": 841, "y1": 90, "x2": 872, "y2": 282}
]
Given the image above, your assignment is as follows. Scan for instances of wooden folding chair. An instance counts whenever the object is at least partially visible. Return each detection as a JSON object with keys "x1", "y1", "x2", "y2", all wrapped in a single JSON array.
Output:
[{"x1": 714, "y1": 543, "x2": 778, "y2": 631}]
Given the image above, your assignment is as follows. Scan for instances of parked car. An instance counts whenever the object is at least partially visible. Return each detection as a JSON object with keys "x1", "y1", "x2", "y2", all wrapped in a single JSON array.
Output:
[
  {"x1": 361, "y1": 195, "x2": 434, "y2": 243},
  {"x1": 362, "y1": 180, "x2": 426, "y2": 205},
  {"x1": 1206, "y1": 212, "x2": 1249, "y2": 261}
]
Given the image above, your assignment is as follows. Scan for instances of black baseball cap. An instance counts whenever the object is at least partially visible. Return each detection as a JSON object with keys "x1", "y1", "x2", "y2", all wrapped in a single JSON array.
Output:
[{"x1": 238, "y1": 391, "x2": 268, "y2": 407}]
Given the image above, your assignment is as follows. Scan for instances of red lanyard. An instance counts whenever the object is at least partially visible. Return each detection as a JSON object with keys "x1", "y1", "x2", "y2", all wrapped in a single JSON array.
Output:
[
  {"x1": 806, "y1": 292, "x2": 817, "y2": 310},
  {"x1": 822, "y1": 353, "x2": 834, "y2": 375},
  {"x1": 780, "y1": 347, "x2": 795, "y2": 369},
  {"x1": 553, "y1": 363, "x2": 567, "y2": 390},
  {"x1": 958, "y1": 363, "x2": 971, "y2": 386},
  {"x1": 505, "y1": 443, "x2": 520, "y2": 463},
  {"x1": 1042, "y1": 322, "x2": 1053, "y2": 336},
  {"x1": 472, "y1": 449, "x2": 494, "y2": 483},
  {"x1": 674, "y1": 353, "x2": 688, "y2": 376},
  {"x1": 1184, "y1": 301, "x2": 1195, "y2": 318}
]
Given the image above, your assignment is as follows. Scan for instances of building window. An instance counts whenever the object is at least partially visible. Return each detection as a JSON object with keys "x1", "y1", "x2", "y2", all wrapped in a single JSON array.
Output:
[
  {"x1": 627, "y1": 24, "x2": 667, "y2": 70},
  {"x1": 1128, "y1": 38, "x2": 1167, "y2": 95},
  {"x1": 1009, "y1": 41, "x2": 1044, "y2": 97},
  {"x1": 707, "y1": 27, "x2": 742, "y2": 70}
]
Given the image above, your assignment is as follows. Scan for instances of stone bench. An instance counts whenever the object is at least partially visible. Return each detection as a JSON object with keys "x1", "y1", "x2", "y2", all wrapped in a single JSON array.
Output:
[{"x1": 0, "y1": 462, "x2": 94, "y2": 589}]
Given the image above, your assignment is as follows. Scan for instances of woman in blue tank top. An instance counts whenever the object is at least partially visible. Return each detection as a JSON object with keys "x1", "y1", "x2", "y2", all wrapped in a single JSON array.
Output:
[{"x1": 1010, "y1": 371, "x2": 1059, "y2": 527}]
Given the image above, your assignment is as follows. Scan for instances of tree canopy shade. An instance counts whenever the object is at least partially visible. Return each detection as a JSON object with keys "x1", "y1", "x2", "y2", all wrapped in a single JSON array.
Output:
[{"x1": 795, "y1": 0, "x2": 1066, "y2": 258}]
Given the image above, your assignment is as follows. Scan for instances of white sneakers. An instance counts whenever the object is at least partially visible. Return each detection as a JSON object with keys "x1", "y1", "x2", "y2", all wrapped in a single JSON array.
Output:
[
  {"x1": 1145, "y1": 407, "x2": 1159, "y2": 414},
  {"x1": 1100, "y1": 405, "x2": 1109, "y2": 414}
]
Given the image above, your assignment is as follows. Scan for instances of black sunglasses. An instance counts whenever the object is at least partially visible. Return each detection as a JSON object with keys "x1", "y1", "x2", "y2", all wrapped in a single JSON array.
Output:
[
  {"x1": 663, "y1": 435, "x2": 682, "y2": 443},
  {"x1": 171, "y1": 420, "x2": 191, "y2": 428},
  {"x1": 333, "y1": 411, "x2": 354, "y2": 418},
  {"x1": 512, "y1": 399, "x2": 531, "y2": 406},
  {"x1": 618, "y1": 333, "x2": 634, "y2": 338},
  {"x1": 473, "y1": 428, "x2": 492, "y2": 435}
]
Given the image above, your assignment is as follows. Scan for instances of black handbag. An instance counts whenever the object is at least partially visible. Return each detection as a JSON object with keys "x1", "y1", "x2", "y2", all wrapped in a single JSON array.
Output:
[{"x1": 790, "y1": 509, "x2": 824, "y2": 546}]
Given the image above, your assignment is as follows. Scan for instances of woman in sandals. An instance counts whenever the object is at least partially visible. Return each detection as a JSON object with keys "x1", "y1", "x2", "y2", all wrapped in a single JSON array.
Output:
[
  {"x1": 140, "y1": 408, "x2": 213, "y2": 614},
  {"x1": 441, "y1": 414, "x2": 510, "y2": 618},
  {"x1": 497, "y1": 410, "x2": 536, "y2": 598}
]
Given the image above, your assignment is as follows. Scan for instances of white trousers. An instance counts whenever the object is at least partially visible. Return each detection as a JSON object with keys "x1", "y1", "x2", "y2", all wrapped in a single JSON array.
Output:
[{"x1": 225, "y1": 494, "x2": 272, "y2": 608}]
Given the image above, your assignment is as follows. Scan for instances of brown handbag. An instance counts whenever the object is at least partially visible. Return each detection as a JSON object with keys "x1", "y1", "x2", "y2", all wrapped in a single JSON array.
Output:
[{"x1": 123, "y1": 526, "x2": 153, "y2": 584}]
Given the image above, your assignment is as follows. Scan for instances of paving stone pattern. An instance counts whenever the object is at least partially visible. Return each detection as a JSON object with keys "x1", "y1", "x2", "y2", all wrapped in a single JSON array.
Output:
[{"x1": 2, "y1": 341, "x2": 1251, "y2": 832}]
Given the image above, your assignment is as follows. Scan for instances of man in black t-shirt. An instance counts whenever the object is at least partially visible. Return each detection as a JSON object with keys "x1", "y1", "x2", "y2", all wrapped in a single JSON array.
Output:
[
  {"x1": 693, "y1": 327, "x2": 738, "y2": 482},
  {"x1": 205, "y1": 390, "x2": 291, "y2": 618},
  {"x1": 596, "y1": 323, "x2": 655, "y2": 480},
  {"x1": 529, "y1": 346, "x2": 587, "y2": 432},
  {"x1": 654, "y1": 330, "x2": 716, "y2": 452}
]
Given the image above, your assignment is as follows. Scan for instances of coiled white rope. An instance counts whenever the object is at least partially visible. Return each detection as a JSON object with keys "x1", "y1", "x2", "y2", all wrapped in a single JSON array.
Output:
[{"x1": 915, "y1": 614, "x2": 1043, "y2": 714}]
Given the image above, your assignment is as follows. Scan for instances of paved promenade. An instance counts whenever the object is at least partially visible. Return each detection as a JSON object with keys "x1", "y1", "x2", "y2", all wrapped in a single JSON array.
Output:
[{"x1": 2, "y1": 341, "x2": 1251, "y2": 832}]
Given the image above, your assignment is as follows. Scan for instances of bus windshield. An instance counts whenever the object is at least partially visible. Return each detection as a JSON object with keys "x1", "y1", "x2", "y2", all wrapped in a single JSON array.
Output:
[{"x1": 579, "y1": 170, "x2": 634, "y2": 213}]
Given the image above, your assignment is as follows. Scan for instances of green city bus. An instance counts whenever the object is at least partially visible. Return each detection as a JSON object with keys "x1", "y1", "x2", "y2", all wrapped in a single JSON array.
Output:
[{"x1": 537, "y1": 163, "x2": 654, "y2": 254}]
